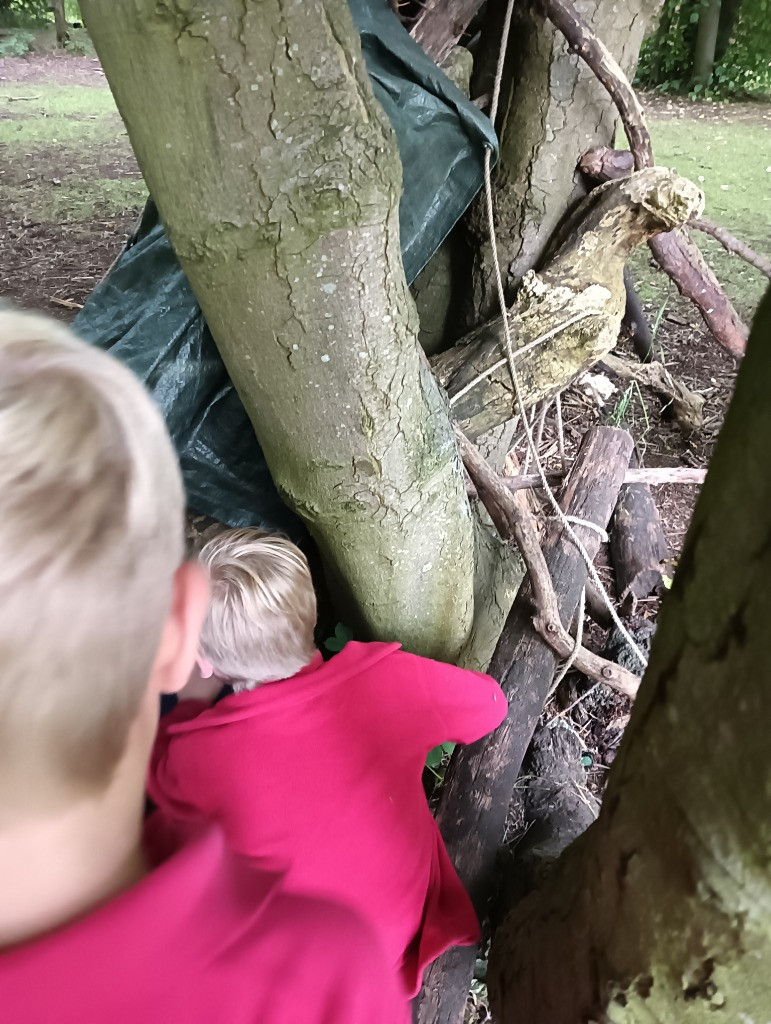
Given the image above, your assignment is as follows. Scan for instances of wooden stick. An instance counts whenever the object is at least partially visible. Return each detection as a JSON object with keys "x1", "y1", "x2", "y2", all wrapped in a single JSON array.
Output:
[
  {"x1": 691, "y1": 217, "x2": 771, "y2": 280},
  {"x1": 456, "y1": 427, "x2": 639, "y2": 696},
  {"x1": 416, "y1": 425, "x2": 636, "y2": 1024},
  {"x1": 466, "y1": 465, "x2": 706, "y2": 496}
]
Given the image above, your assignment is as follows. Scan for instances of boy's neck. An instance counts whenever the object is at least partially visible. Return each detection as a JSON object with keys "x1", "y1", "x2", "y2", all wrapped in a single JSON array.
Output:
[
  {"x1": 0, "y1": 704, "x2": 153, "y2": 949},
  {"x1": 0, "y1": 795, "x2": 146, "y2": 948}
]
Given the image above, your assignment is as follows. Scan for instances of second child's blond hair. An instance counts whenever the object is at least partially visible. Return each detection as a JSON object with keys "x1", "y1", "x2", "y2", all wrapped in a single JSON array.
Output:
[{"x1": 198, "y1": 528, "x2": 317, "y2": 689}]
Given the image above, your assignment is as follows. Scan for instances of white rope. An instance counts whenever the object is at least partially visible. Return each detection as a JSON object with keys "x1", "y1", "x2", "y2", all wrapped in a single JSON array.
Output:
[{"x1": 481, "y1": 0, "x2": 648, "y2": 672}]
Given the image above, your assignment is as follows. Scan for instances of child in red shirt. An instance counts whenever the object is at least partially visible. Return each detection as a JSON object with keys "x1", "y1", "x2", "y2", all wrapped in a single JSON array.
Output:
[
  {"x1": 149, "y1": 528, "x2": 507, "y2": 996},
  {"x1": 0, "y1": 311, "x2": 407, "y2": 1024}
]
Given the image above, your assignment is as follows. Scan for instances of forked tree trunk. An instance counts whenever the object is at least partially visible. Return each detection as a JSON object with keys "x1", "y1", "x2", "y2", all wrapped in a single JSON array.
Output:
[
  {"x1": 467, "y1": 0, "x2": 663, "y2": 325},
  {"x1": 81, "y1": 0, "x2": 476, "y2": 661},
  {"x1": 488, "y1": 287, "x2": 771, "y2": 1023}
]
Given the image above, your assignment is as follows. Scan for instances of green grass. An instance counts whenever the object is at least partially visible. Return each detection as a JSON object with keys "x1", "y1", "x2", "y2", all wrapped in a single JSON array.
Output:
[
  {"x1": 628, "y1": 115, "x2": 770, "y2": 322},
  {"x1": 0, "y1": 82, "x2": 144, "y2": 223},
  {"x1": 0, "y1": 83, "x2": 123, "y2": 144}
]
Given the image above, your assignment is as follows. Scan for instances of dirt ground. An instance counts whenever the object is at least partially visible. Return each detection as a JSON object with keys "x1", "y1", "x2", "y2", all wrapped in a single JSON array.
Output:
[{"x1": 0, "y1": 53, "x2": 141, "y2": 317}]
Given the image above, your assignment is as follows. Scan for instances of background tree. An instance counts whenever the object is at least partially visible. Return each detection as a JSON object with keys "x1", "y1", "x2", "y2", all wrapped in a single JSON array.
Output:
[{"x1": 638, "y1": 0, "x2": 771, "y2": 96}]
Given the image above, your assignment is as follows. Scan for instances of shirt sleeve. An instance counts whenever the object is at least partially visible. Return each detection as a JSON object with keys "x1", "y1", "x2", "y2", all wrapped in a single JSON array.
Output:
[
  {"x1": 147, "y1": 704, "x2": 212, "y2": 822},
  {"x1": 395, "y1": 650, "x2": 507, "y2": 749}
]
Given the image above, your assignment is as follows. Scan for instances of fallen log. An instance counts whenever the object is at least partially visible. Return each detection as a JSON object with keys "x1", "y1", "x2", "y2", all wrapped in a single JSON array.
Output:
[
  {"x1": 433, "y1": 168, "x2": 702, "y2": 440},
  {"x1": 580, "y1": 149, "x2": 771, "y2": 283},
  {"x1": 416, "y1": 425, "x2": 634, "y2": 1024},
  {"x1": 610, "y1": 451, "x2": 671, "y2": 614}
]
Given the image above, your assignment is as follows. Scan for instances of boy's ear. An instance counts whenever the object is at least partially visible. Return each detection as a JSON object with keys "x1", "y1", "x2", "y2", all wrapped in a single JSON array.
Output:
[
  {"x1": 151, "y1": 562, "x2": 210, "y2": 696},
  {"x1": 197, "y1": 656, "x2": 214, "y2": 679}
]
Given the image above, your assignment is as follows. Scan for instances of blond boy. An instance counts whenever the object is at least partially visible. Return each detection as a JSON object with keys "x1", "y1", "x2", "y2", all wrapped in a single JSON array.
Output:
[
  {"x1": 150, "y1": 527, "x2": 507, "y2": 996},
  {"x1": 0, "y1": 310, "x2": 407, "y2": 1024}
]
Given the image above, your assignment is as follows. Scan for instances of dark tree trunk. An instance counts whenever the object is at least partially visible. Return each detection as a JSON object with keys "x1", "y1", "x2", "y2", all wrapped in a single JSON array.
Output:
[{"x1": 49, "y1": 0, "x2": 68, "y2": 45}]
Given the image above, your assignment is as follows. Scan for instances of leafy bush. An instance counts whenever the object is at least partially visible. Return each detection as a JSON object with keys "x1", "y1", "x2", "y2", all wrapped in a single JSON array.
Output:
[
  {"x1": 0, "y1": 27, "x2": 34, "y2": 54},
  {"x1": 0, "y1": 0, "x2": 50, "y2": 29},
  {"x1": 637, "y1": 0, "x2": 771, "y2": 98}
]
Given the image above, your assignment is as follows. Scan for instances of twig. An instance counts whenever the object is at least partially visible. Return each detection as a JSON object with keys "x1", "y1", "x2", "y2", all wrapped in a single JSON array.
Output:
[
  {"x1": 455, "y1": 426, "x2": 640, "y2": 698},
  {"x1": 466, "y1": 465, "x2": 706, "y2": 496},
  {"x1": 49, "y1": 296, "x2": 84, "y2": 310},
  {"x1": 691, "y1": 217, "x2": 771, "y2": 280}
]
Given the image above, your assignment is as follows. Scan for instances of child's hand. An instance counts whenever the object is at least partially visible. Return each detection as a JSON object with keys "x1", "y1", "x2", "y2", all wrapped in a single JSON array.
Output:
[{"x1": 177, "y1": 665, "x2": 222, "y2": 704}]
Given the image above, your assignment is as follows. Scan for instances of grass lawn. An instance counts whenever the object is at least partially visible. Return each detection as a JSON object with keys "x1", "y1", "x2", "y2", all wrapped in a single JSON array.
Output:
[
  {"x1": 627, "y1": 107, "x2": 770, "y2": 325},
  {"x1": 0, "y1": 79, "x2": 144, "y2": 226}
]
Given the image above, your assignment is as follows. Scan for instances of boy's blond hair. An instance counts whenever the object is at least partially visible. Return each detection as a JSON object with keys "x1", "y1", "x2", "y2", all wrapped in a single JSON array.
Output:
[
  {"x1": 0, "y1": 309, "x2": 184, "y2": 810},
  {"x1": 198, "y1": 528, "x2": 317, "y2": 689}
]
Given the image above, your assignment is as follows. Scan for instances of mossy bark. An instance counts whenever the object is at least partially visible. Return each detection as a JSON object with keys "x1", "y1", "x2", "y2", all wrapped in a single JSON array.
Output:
[
  {"x1": 488, "y1": 288, "x2": 771, "y2": 1023},
  {"x1": 468, "y1": 0, "x2": 662, "y2": 324},
  {"x1": 81, "y1": 0, "x2": 476, "y2": 660}
]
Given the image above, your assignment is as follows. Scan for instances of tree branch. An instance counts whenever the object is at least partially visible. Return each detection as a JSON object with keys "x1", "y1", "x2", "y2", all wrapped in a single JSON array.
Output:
[
  {"x1": 691, "y1": 217, "x2": 771, "y2": 280},
  {"x1": 466, "y1": 465, "x2": 707, "y2": 496},
  {"x1": 456, "y1": 427, "x2": 640, "y2": 697}
]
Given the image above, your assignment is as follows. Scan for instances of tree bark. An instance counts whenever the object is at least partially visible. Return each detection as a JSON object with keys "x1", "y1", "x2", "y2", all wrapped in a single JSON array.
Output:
[
  {"x1": 693, "y1": 0, "x2": 722, "y2": 86},
  {"x1": 489, "y1": 286, "x2": 771, "y2": 1023},
  {"x1": 417, "y1": 425, "x2": 634, "y2": 1024},
  {"x1": 434, "y1": 167, "x2": 702, "y2": 439},
  {"x1": 80, "y1": 0, "x2": 476, "y2": 661},
  {"x1": 467, "y1": 0, "x2": 662, "y2": 325}
]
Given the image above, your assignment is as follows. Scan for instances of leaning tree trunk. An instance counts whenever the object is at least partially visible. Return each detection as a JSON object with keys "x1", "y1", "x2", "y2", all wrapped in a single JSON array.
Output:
[
  {"x1": 80, "y1": 0, "x2": 476, "y2": 661},
  {"x1": 488, "y1": 287, "x2": 771, "y2": 1022},
  {"x1": 468, "y1": 0, "x2": 662, "y2": 325}
]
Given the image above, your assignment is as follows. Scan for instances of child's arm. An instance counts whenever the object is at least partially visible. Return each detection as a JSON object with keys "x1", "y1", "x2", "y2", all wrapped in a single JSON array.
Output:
[{"x1": 399, "y1": 651, "x2": 507, "y2": 747}]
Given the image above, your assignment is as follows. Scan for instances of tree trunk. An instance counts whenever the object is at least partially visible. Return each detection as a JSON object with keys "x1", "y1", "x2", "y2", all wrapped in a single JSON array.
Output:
[
  {"x1": 488, "y1": 287, "x2": 771, "y2": 1022},
  {"x1": 467, "y1": 0, "x2": 663, "y2": 325},
  {"x1": 49, "y1": 0, "x2": 68, "y2": 45},
  {"x1": 693, "y1": 0, "x2": 722, "y2": 86},
  {"x1": 80, "y1": 0, "x2": 476, "y2": 661},
  {"x1": 715, "y1": 0, "x2": 742, "y2": 63}
]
